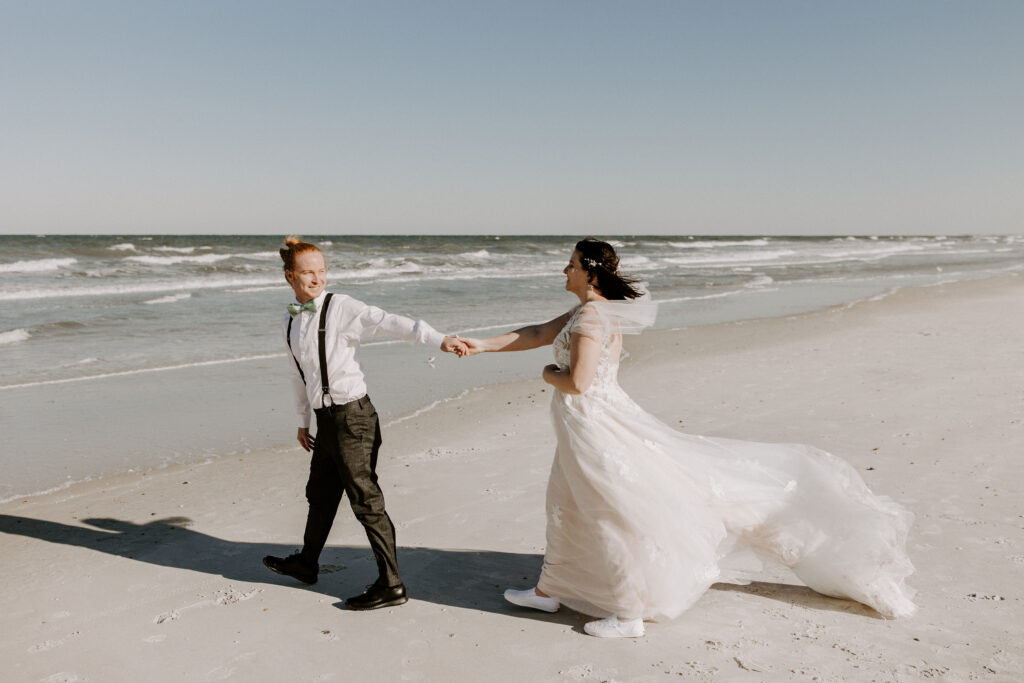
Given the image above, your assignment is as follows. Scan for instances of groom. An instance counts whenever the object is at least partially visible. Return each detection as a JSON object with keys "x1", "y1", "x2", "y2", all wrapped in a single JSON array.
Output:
[{"x1": 263, "y1": 236, "x2": 466, "y2": 610}]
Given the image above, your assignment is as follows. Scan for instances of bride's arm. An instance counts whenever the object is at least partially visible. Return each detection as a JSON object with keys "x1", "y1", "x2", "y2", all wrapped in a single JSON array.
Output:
[
  {"x1": 542, "y1": 332, "x2": 601, "y2": 395},
  {"x1": 459, "y1": 311, "x2": 573, "y2": 355}
]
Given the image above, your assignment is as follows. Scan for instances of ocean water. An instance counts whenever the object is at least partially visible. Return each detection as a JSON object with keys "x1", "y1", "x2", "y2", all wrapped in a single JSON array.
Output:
[{"x1": 2, "y1": 234, "x2": 1022, "y2": 500}]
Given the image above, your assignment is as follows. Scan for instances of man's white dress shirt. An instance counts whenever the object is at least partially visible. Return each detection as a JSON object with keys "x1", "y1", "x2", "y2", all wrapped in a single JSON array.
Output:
[{"x1": 283, "y1": 290, "x2": 445, "y2": 428}]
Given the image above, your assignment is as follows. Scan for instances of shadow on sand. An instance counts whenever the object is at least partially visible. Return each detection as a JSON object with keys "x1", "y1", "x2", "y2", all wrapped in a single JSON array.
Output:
[
  {"x1": 1, "y1": 513, "x2": 878, "y2": 622},
  {"x1": 0, "y1": 513, "x2": 578, "y2": 624},
  {"x1": 711, "y1": 581, "x2": 883, "y2": 619}
]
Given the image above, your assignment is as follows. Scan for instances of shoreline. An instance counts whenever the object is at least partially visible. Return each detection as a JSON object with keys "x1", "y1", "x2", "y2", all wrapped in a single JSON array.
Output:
[
  {"x1": 2, "y1": 270, "x2": 1015, "y2": 505},
  {"x1": 2, "y1": 272, "x2": 1022, "y2": 680},
  {"x1": 3, "y1": 269, "x2": 1021, "y2": 504}
]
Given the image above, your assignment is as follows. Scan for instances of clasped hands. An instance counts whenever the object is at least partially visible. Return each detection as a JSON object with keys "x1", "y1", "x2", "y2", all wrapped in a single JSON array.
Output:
[
  {"x1": 440, "y1": 335, "x2": 470, "y2": 357},
  {"x1": 440, "y1": 335, "x2": 486, "y2": 358},
  {"x1": 442, "y1": 336, "x2": 565, "y2": 384}
]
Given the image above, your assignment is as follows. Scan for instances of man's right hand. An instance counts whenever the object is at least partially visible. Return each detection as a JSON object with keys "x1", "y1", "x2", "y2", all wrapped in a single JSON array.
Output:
[{"x1": 297, "y1": 428, "x2": 315, "y2": 452}]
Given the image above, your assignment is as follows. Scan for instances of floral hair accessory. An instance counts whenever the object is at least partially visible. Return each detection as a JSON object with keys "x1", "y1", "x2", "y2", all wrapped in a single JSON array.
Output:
[{"x1": 583, "y1": 257, "x2": 599, "y2": 269}]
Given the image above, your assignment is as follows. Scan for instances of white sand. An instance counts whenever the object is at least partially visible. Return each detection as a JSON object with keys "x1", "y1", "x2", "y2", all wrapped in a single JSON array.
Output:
[{"x1": 2, "y1": 274, "x2": 1022, "y2": 682}]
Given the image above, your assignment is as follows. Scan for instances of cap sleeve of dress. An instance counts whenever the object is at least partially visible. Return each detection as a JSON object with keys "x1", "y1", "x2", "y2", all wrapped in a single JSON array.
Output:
[{"x1": 569, "y1": 304, "x2": 608, "y2": 342}]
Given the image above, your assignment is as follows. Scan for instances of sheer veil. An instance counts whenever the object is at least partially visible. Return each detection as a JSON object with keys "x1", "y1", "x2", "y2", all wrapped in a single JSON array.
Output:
[{"x1": 580, "y1": 295, "x2": 658, "y2": 337}]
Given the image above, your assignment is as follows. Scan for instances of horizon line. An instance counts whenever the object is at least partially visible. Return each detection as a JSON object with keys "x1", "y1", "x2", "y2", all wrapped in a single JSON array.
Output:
[{"x1": 1, "y1": 232, "x2": 1019, "y2": 239}]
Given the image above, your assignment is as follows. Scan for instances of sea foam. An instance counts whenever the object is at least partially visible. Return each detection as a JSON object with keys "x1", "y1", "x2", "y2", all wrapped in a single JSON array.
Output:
[
  {"x1": 662, "y1": 249, "x2": 798, "y2": 266},
  {"x1": 668, "y1": 239, "x2": 771, "y2": 249},
  {"x1": 126, "y1": 254, "x2": 232, "y2": 266},
  {"x1": 0, "y1": 258, "x2": 77, "y2": 273},
  {"x1": 153, "y1": 246, "x2": 199, "y2": 253},
  {"x1": 0, "y1": 275, "x2": 283, "y2": 301},
  {"x1": 0, "y1": 329, "x2": 31, "y2": 345},
  {"x1": 144, "y1": 293, "x2": 193, "y2": 305}
]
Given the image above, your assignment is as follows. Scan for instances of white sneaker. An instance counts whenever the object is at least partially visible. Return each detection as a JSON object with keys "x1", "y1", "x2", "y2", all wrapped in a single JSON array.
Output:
[
  {"x1": 583, "y1": 615, "x2": 645, "y2": 638},
  {"x1": 503, "y1": 587, "x2": 560, "y2": 613}
]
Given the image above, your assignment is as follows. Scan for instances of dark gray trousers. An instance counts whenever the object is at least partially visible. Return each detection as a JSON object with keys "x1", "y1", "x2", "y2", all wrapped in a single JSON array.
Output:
[{"x1": 299, "y1": 395, "x2": 401, "y2": 587}]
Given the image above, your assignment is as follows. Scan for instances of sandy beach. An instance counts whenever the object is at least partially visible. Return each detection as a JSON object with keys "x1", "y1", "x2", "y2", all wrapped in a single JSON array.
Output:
[{"x1": 2, "y1": 274, "x2": 1022, "y2": 682}]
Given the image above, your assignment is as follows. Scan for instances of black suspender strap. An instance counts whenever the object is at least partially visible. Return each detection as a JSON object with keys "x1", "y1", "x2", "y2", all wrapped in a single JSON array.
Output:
[
  {"x1": 286, "y1": 317, "x2": 305, "y2": 383},
  {"x1": 286, "y1": 293, "x2": 334, "y2": 406},
  {"x1": 317, "y1": 293, "x2": 334, "y2": 407}
]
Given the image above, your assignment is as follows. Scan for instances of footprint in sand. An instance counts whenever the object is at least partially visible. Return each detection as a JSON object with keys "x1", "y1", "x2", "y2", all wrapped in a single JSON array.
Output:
[
  {"x1": 154, "y1": 610, "x2": 179, "y2": 624},
  {"x1": 790, "y1": 622, "x2": 826, "y2": 641},
  {"x1": 900, "y1": 663, "x2": 951, "y2": 678},
  {"x1": 214, "y1": 586, "x2": 262, "y2": 605},
  {"x1": 761, "y1": 607, "x2": 790, "y2": 620},
  {"x1": 154, "y1": 585, "x2": 262, "y2": 623},
  {"x1": 679, "y1": 661, "x2": 720, "y2": 680},
  {"x1": 734, "y1": 656, "x2": 770, "y2": 673}
]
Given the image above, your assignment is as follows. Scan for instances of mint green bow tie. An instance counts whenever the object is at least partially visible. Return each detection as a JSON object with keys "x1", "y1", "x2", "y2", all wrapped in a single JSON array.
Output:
[{"x1": 288, "y1": 301, "x2": 317, "y2": 316}]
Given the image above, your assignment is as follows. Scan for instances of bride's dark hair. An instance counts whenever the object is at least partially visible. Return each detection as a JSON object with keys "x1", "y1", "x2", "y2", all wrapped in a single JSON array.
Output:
[{"x1": 575, "y1": 238, "x2": 644, "y2": 300}]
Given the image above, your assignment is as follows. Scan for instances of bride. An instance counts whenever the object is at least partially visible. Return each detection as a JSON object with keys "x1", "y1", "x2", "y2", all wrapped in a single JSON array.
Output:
[{"x1": 459, "y1": 238, "x2": 916, "y2": 638}]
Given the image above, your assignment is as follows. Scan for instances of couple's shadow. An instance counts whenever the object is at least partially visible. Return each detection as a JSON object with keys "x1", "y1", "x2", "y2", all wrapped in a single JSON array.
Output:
[
  {"x1": 0, "y1": 514, "x2": 873, "y2": 620},
  {"x1": 0, "y1": 513, "x2": 573, "y2": 623}
]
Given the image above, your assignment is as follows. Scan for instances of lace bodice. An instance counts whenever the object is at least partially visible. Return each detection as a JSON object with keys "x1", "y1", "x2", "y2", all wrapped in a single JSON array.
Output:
[{"x1": 553, "y1": 304, "x2": 622, "y2": 396}]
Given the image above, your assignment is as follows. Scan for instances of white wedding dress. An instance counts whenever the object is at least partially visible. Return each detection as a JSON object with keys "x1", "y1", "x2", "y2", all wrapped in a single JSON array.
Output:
[{"x1": 535, "y1": 301, "x2": 917, "y2": 621}]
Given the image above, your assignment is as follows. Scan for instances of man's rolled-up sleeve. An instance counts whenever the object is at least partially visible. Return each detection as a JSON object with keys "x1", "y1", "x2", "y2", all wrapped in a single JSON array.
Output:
[{"x1": 353, "y1": 302, "x2": 445, "y2": 348}]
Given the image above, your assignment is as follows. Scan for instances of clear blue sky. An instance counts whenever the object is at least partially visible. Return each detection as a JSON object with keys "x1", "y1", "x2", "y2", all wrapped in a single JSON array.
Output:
[{"x1": 2, "y1": 1, "x2": 1022, "y2": 235}]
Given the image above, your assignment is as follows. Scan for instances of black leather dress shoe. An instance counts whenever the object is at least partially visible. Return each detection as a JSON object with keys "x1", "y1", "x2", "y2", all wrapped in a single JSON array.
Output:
[
  {"x1": 263, "y1": 553, "x2": 318, "y2": 584},
  {"x1": 344, "y1": 582, "x2": 408, "y2": 610}
]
